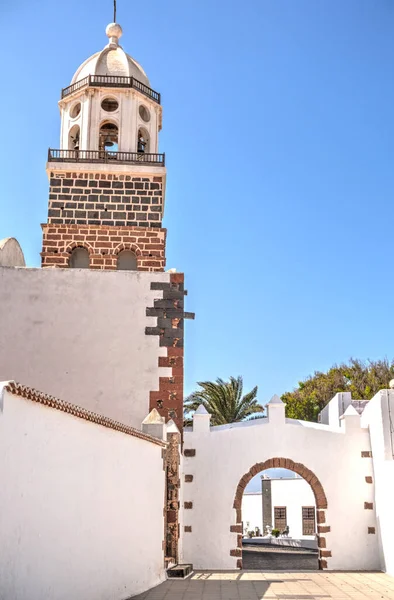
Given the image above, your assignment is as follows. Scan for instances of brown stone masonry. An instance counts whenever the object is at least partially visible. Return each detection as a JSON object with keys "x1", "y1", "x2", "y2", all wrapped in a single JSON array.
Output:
[
  {"x1": 184, "y1": 449, "x2": 196, "y2": 457},
  {"x1": 368, "y1": 527, "x2": 376, "y2": 534},
  {"x1": 47, "y1": 172, "x2": 164, "y2": 228},
  {"x1": 146, "y1": 273, "x2": 195, "y2": 433},
  {"x1": 185, "y1": 474, "x2": 194, "y2": 482},
  {"x1": 41, "y1": 223, "x2": 166, "y2": 271},
  {"x1": 365, "y1": 476, "x2": 373, "y2": 484},
  {"x1": 165, "y1": 431, "x2": 181, "y2": 564}
]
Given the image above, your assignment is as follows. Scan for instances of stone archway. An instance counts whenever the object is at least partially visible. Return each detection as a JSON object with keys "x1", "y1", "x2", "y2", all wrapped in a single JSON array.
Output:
[{"x1": 231, "y1": 457, "x2": 331, "y2": 570}]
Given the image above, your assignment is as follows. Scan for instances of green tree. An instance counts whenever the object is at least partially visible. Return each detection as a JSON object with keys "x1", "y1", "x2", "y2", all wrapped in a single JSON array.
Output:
[
  {"x1": 282, "y1": 358, "x2": 394, "y2": 422},
  {"x1": 184, "y1": 376, "x2": 263, "y2": 426}
]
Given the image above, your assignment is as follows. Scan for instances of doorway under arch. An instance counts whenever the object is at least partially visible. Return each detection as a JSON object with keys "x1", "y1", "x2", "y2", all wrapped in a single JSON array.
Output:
[{"x1": 232, "y1": 458, "x2": 330, "y2": 570}]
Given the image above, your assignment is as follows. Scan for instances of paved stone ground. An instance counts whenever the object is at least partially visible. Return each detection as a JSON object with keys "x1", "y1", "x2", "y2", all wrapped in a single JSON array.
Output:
[
  {"x1": 242, "y1": 543, "x2": 319, "y2": 571},
  {"x1": 131, "y1": 571, "x2": 394, "y2": 600}
]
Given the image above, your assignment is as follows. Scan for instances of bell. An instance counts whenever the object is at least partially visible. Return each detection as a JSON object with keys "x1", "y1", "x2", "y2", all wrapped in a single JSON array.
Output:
[{"x1": 104, "y1": 135, "x2": 114, "y2": 148}]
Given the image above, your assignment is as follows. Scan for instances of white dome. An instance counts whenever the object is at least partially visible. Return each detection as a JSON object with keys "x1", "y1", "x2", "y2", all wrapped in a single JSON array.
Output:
[{"x1": 70, "y1": 23, "x2": 150, "y2": 87}]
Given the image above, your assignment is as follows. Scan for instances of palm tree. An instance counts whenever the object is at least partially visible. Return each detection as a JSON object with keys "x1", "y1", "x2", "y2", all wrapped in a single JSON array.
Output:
[{"x1": 184, "y1": 376, "x2": 263, "y2": 426}]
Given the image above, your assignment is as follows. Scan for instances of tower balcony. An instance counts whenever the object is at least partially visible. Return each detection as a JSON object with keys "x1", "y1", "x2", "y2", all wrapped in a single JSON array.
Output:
[
  {"x1": 61, "y1": 75, "x2": 161, "y2": 104},
  {"x1": 48, "y1": 149, "x2": 165, "y2": 167}
]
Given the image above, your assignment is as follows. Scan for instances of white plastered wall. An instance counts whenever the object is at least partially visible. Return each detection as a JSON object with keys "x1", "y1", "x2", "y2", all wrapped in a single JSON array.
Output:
[
  {"x1": 361, "y1": 390, "x2": 394, "y2": 576},
  {"x1": 0, "y1": 387, "x2": 166, "y2": 600},
  {"x1": 242, "y1": 493, "x2": 263, "y2": 532},
  {"x1": 0, "y1": 267, "x2": 171, "y2": 428},
  {"x1": 60, "y1": 88, "x2": 160, "y2": 153},
  {"x1": 243, "y1": 478, "x2": 316, "y2": 538},
  {"x1": 182, "y1": 404, "x2": 379, "y2": 571}
]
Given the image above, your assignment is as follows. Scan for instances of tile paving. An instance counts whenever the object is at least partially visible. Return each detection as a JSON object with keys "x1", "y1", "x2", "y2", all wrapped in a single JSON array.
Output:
[{"x1": 131, "y1": 571, "x2": 394, "y2": 600}]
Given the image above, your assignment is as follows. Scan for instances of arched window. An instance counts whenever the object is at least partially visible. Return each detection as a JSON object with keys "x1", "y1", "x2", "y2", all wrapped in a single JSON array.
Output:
[
  {"x1": 99, "y1": 121, "x2": 119, "y2": 152},
  {"x1": 69, "y1": 247, "x2": 89, "y2": 269},
  {"x1": 117, "y1": 250, "x2": 137, "y2": 271},
  {"x1": 137, "y1": 128, "x2": 150, "y2": 154},
  {"x1": 68, "y1": 124, "x2": 80, "y2": 150}
]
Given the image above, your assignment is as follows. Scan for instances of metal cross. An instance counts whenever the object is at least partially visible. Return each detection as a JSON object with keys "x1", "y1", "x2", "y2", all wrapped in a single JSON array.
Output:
[{"x1": 113, "y1": 0, "x2": 117, "y2": 22}]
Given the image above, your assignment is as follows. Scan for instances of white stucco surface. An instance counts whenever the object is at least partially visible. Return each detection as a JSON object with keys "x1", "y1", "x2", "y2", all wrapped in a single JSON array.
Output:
[
  {"x1": 242, "y1": 478, "x2": 316, "y2": 538},
  {"x1": 182, "y1": 400, "x2": 379, "y2": 571},
  {"x1": 0, "y1": 386, "x2": 166, "y2": 600},
  {"x1": 0, "y1": 267, "x2": 171, "y2": 429},
  {"x1": 242, "y1": 493, "x2": 263, "y2": 532},
  {"x1": 361, "y1": 390, "x2": 394, "y2": 576},
  {"x1": 0, "y1": 237, "x2": 25, "y2": 267}
]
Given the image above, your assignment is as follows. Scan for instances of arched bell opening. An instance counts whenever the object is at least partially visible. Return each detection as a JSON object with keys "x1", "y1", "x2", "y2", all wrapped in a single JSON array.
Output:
[
  {"x1": 68, "y1": 124, "x2": 80, "y2": 150},
  {"x1": 137, "y1": 128, "x2": 150, "y2": 154},
  {"x1": 99, "y1": 121, "x2": 119, "y2": 152},
  {"x1": 69, "y1": 247, "x2": 90, "y2": 269},
  {"x1": 117, "y1": 250, "x2": 138, "y2": 271}
]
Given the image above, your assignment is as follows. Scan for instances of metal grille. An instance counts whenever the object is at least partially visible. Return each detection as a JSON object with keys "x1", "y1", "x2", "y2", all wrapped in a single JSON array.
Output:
[
  {"x1": 61, "y1": 75, "x2": 161, "y2": 104},
  {"x1": 48, "y1": 149, "x2": 165, "y2": 166},
  {"x1": 274, "y1": 506, "x2": 287, "y2": 531},
  {"x1": 302, "y1": 506, "x2": 316, "y2": 535}
]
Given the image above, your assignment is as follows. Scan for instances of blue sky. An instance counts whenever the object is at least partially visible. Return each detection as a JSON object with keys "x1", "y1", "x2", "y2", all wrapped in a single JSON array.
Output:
[{"x1": 1, "y1": 1, "x2": 394, "y2": 406}]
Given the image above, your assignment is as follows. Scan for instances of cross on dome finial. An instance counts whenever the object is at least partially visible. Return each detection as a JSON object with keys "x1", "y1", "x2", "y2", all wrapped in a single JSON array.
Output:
[{"x1": 106, "y1": 22, "x2": 123, "y2": 47}]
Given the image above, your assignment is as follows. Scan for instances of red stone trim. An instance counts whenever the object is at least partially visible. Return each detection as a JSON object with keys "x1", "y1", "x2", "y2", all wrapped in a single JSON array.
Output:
[
  {"x1": 232, "y1": 458, "x2": 331, "y2": 569},
  {"x1": 236, "y1": 559, "x2": 243, "y2": 569},
  {"x1": 230, "y1": 525, "x2": 243, "y2": 533},
  {"x1": 361, "y1": 451, "x2": 372, "y2": 458},
  {"x1": 148, "y1": 273, "x2": 185, "y2": 433},
  {"x1": 4, "y1": 381, "x2": 165, "y2": 447},
  {"x1": 319, "y1": 559, "x2": 328, "y2": 569},
  {"x1": 64, "y1": 240, "x2": 94, "y2": 254},
  {"x1": 185, "y1": 474, "x2": 194, "y2": 482},
  {"x1": 364, "y1": 502, "x2": 374, "y2": 510},
  {"x1": 184, "y1": 526, "x2": 192, "y2": 533},
  {"x1": 184, "y1": 449, "x2": 196, "y2": 457},
  {"x1": 317, "y1": 510, "x2": 326, "y2": 524},
  {"x1": 184, "y1": 502, "x2": 193, "y2": 509},
  {"x1": 230, "y1": 548, "x2": 242, "y2": 557},
  {"x1": 318, "y1": 526, "x2": 331, "y2": 533},
  {"x1": 368, "y1": 527, "x2": 376, "y2": 534},
  {"x1": 365, "y1": 476, "x2": 373, "y2": 484}
]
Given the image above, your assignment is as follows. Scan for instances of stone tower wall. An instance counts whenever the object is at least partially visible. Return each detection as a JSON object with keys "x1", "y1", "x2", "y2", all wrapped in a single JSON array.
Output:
[{"x1": 42, "y1": 170, "x2": 166, "y2": 271}]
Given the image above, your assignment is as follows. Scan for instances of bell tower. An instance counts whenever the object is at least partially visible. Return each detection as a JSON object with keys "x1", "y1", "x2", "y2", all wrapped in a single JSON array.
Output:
[{"x1": 42, "y1": 22, "x2": 166, "y2": 271}]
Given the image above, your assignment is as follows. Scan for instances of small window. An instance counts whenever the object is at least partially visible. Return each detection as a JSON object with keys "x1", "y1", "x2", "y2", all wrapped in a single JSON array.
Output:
[
  {"x1": 139, "y1": 105, "x2": 150, "y2": 122},
  {"x1": 101, "y1": 98, "x2": 119, "y2": 112},
  {"x1": 70, "y1": 103, "x2": 81, "y2": 118},
  {"x1": 274, "y1": 507, "x2": 287, "y2": 532},
  {"x1": 302, "y1": 507, "x2": 316, "y2": 535},
  {"x1": 69, "y1": 247, "x2": 89, "y2": 269},
  {"x1": 117, "y1": 250, "x2": 137, "y2": 271}
]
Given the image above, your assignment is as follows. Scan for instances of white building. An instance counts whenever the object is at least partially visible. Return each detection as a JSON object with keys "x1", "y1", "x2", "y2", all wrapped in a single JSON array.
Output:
[
  {"x1": 0, "y1": 12, "x2": 394, "y2": 600},
  {"x1": 242, "y1": 476, "x2": 316, "y2": 538}
]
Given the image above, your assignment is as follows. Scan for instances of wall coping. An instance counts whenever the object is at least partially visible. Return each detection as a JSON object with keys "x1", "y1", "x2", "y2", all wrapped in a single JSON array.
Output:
[{"x1": 1, "y1": 381, "x2": 166, "y2": 448}]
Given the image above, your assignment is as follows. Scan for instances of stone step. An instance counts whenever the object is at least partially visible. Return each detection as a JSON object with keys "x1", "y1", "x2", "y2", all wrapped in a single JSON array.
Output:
[{"x1": 167, "y1": 564, "x2": 193, "y2": 579}]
